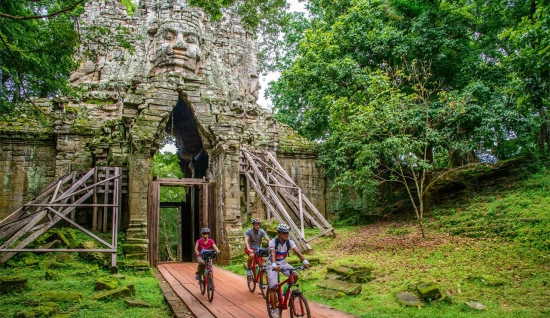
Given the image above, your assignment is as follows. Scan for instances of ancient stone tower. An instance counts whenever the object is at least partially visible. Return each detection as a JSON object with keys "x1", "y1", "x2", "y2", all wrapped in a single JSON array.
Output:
[{"x1": 0, "y1": 0, "x2": 327, "y2": 263}]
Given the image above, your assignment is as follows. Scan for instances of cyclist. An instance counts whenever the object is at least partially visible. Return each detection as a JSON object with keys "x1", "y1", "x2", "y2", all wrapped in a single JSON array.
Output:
[
  {"x1": 244, "y1": 218, "x2": 270, "y2": 276},
  {"x1": 267, "y1": 224, "x2": 310, "y2": 318},
  {"x1": 194, "y1": 227, "x2": 221, "y2": 280}
]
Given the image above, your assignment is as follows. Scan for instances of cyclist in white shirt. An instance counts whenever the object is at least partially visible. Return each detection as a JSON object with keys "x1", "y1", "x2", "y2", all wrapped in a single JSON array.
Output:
[{"x1": 267, "y1": 224, "x2": 310, "y2": 318}]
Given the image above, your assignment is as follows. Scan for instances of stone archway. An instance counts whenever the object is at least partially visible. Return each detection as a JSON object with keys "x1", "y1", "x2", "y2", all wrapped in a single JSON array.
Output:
[{"x1": 0, "y1": 0, "x2": 328, "y2": 264}]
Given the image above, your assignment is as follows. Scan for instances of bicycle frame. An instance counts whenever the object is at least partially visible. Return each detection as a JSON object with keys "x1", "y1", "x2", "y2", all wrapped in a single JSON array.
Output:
[
  {"x1": 276, "y1": 268, "x2": 299, "y2": 310},
  {"x1": 204, "y1": 257, "x2": 213, "y2": 282},
  {"x1": 251, "y1": 250, "x2": 266, "y2": 283}
]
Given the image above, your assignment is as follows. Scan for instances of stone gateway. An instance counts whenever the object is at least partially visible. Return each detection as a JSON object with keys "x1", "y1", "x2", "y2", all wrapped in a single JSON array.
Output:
[{"x1": 0, "y1": 0, "x2": 328, "y2": 264}]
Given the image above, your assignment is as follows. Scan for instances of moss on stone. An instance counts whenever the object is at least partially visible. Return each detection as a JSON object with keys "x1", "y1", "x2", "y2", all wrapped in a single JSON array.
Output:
[
  {"x1": 34, "y1": 291, "x2": 83, "y2": 303},
  {"x1": 14, "y1": 302, "x2": 60, "y2": 318}
]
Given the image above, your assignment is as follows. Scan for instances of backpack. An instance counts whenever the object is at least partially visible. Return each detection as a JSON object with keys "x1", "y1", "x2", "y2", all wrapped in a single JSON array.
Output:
[{"x1": 274, "y1": 237, "x2": 291, "y2": 255}]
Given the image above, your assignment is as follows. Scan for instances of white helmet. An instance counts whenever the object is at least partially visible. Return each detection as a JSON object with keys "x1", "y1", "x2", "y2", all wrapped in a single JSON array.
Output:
[{"x1": 276, "y1": 224, "x2": 291, "y2": 233}]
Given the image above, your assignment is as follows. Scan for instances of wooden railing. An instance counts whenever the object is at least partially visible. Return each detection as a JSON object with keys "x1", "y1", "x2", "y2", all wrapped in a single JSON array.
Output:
[{"x1": 0, "y1": 167, "x2": 121, "y2": 268}]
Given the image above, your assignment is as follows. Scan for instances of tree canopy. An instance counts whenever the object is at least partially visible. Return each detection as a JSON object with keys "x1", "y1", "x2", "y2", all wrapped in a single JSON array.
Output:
[
  {"x1": 265, "y1": 0, "x2": 550, "y2": 225},
  {"x1": 0, "y1": 0, "x2": 84, "y2": 114}
]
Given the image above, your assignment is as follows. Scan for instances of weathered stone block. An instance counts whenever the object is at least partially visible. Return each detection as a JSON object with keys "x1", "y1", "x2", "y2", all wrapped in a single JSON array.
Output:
[
  {"x1": 396, "y1": 291, "x2": 423, "y2": 306},
  {"x1": 14, "y1": 302, "x2": 60, "y2": 318},
  {"x1": 317, "y1": 279, "x2": 362, "y2": 295},
  {"x1": 125, "y1": 298, "x2": 151, "y2": 308},
  {"x1": 93, "y1": 285, "x2": 131, "y2": 301},
  {"x1": 0, "y1": 276, "x2": 28, "y2": 294},
  {"x1": 35, "y1": 291, "x2": 83, "y2": 303},
  {"x1": 416, "y1": 282, "x2": 441, "y2": 301},
  {"x1": 95, "y1": 277, "x2": 120, "y2": 290}
]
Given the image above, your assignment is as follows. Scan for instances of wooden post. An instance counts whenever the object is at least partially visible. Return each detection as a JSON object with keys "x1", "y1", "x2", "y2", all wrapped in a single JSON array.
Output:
[
  {"x1": 102, "y1": 168, "x2": 110, "y2": 232},
  {"x1": 178, "y1": 206, "x2": 182, "y2": 262},
  {"x1": 92, "y1": 168, "x2": 98, "y2": 232},
  {"x1": 299, "y1": 189, "x2": 304, "y2": 236}
]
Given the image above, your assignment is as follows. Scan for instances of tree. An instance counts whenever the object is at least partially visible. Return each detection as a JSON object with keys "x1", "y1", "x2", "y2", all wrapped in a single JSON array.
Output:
[
  {"x1": 320, "y1": 62, "x2": 483, "y2": 237},
  {"x1": 266, "y1": 0, "x2": 546, "y2": 229},
  {"x1": 501, "y1": 1, "x2": 550, "y2": 155},
  {"x1": 0, "y1": 0, "x2": 85, "y2": 114}
]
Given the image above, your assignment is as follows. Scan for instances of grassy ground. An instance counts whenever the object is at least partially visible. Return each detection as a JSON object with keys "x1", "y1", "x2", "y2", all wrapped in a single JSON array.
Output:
[
  {"x1": 0, "y1": 233, "x2": 171, "y2": 318},
  {"x1": 224, "y1": 167, "x2": 550, "y2": 318}
]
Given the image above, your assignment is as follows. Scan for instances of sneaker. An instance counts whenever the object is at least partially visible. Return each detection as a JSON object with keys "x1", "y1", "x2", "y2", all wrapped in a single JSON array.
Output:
[
  {"x1": 272, "y1": 310, "x2": 280, "y2": 318},
  {"x1": 246, "y1": 269, "x2": 253, "y2": 276},
  {"x1": 195, "y1": 275, "x2": 200, "y2": 280}
]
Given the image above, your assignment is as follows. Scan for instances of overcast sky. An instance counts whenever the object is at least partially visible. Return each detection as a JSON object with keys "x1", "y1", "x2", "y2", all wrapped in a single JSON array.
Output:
[{"x1": 256, "y1": 0, "x2": 307, "y2": 110}]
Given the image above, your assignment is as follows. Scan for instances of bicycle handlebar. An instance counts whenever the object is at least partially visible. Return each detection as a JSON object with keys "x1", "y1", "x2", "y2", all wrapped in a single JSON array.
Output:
[{"x1": 278, "y1": 265, "x2": 308, "y2": 273}]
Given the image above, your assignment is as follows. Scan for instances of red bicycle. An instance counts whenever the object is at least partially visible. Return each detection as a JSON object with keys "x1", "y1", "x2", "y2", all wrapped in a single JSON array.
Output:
[
  {"x1": 266, "y1": 266, "x2": 311, "y2": 318},
  {"x1": 199, "y1": 249, "x2": 217, "y2": 302},
  {"x1": 247, "y1": 247, "x2": 269, "y2": 298}
]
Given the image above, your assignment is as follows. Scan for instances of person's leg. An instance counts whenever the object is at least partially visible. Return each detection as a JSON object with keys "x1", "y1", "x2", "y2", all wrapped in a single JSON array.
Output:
[
  {"x1": 267, "y1": 267, "x2": 279, "y2": 313},
  {"x1": 246, "y1": 248, "x2": 256, "y2": 275},
  {"x1": 196, "y1": 256, "x2": 205, "y2": 280},
  {"x1": 247, "y1": 253, "x2": 255, "y2": 271}
]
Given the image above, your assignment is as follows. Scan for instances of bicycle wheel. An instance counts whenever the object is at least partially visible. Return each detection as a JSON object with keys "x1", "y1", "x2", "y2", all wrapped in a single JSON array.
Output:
[
  {"x1": 289, "y1": 291, "x2": 311, "y2": 318},
  {"x1": 199, "y1": 275, "x2": 206, "y2": 295},
  {"x1": 259, "y1": 268, "x2": 268, "y2": 299},
  {"x1": 247, "y1": 266, "x2": 256, "y2": 292},
  {"x1": 266, "y1": 288, "x2": 282, "y2": 318},
  {"x1": 207, "y1": 272, "x2": 215, "y2": 302}
]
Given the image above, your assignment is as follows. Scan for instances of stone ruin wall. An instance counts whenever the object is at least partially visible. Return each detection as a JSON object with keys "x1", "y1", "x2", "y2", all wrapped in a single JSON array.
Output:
[{"x1": 0, "y1": 0, "x2": 328, "y2": 261}]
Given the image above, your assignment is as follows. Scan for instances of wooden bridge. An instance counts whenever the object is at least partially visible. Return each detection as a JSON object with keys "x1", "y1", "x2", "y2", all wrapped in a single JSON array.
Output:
[{"x1": 157, "y1": 262, "x2": 358, "y2": 318}]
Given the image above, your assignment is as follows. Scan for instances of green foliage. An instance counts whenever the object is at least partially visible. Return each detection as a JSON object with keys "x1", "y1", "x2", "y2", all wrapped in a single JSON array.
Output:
[
  {"x1": 0, "y1": 230, "x2": 170, "y2": 317},
  {"x1": 120, "y1": 0, "x2": 137, "y2": 16},
  {"x1": 266, "y1": 0, "x2": 550, "y2": 222},
  {"x1": 437, "y1": 165, "x2": 550, "y2": 251},
  {"x1": 158, "y1": 208, "x2": 180, "y2": 262},
  {"x1": 0, "y1": 0, "x2": 83, "y2": 114},
  {"x1": 152, "y1": 151, "x2": 183, "y2": 179}
]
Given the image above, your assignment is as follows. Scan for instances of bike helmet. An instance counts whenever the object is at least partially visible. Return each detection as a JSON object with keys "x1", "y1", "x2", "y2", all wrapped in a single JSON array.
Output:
[
  {"x1": 251, "y1": 218, "x2": 261, "y2": 224},
  {"x1": 276, "y1": 224, "x2": 291, "y2": 233},
  {"x1": 201, "y1": 227, "x2": 211, "y2": 234}
]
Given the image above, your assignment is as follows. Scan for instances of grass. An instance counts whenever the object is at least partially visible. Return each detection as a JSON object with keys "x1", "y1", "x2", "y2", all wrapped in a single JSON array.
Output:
[
  {"x1": 223, "y1": 166, "x2": 550, "y2": 318},
  {"x1": 0, "y1": 232, "x2": 171, "y2": 318}
]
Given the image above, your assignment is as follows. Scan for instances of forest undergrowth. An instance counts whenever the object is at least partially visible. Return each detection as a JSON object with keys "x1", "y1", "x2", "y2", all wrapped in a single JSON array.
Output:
[{"x1": 225, "y1": 163, "x2": 550, "y2": 318}]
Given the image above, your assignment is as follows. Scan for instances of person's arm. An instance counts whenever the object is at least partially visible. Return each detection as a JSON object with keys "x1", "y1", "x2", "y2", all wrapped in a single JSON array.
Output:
[
  {"x1": 244, "y1": 235, "x2": 252, "y2": 252},
  {"x1": 292, "y1": 247, "x2": 311, "y2": 269},
  {"x1": 212, "y1": 243, "x2": 221, "y2": 254},
  {"x1": 270, "y1": 249, "x2": 280, "y2": 271},
  {"x1": 194, "y1": 241, "x2": 200, "y2": 255},
  {"x1": 263, "y1": 232, "x2": 270, "y2": 245}
]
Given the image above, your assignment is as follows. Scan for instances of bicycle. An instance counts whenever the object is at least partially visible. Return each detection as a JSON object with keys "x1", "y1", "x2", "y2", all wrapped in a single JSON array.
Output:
[
  {"x1": 266, "y1": 265, "x2": 311, "y2": 318},
  {"x1": 198, "y1": 249, "x2": 217, "y2": 301},
  {"x1": 247, "y1": 247, "x2": 269, "y2": 298}
]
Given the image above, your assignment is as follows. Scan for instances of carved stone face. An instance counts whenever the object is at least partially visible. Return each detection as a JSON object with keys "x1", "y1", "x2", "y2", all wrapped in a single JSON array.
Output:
[{"x1": 152, "y1": 21, "x2": 201, "y2": 73}]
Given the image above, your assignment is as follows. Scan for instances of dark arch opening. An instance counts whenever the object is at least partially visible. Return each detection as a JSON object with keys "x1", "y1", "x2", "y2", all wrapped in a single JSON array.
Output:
[
  {"x1": 159, "y1": 96, "x2": 210, "y2": 262},
  {"x1": 166, "y1": 97, "x2": 209, "y2": 178}
]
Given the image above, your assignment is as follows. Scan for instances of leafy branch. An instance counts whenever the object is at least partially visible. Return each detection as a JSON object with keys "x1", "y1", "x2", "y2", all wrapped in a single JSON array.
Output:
[{"x1": 0, "y1": 0, "x2": 86, "y2": 21}]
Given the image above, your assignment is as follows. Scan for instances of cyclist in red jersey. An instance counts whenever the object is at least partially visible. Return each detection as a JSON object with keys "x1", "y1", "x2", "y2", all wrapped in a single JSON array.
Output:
[{"x1": 195, "y1": 227, "x2": 221, "y2": 280}]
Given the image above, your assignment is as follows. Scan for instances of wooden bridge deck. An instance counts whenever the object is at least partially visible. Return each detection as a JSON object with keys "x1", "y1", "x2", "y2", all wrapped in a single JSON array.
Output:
[{"x1": 157, "y1": 262, "x2": 358, "y2": 318}]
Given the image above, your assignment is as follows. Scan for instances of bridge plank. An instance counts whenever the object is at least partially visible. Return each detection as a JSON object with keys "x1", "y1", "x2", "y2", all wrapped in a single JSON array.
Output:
[{"x1": 158, "y1": 262, "x2": 359, "y2": 318}]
